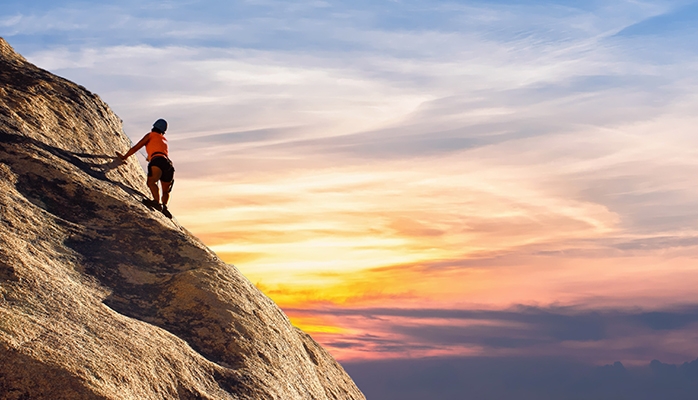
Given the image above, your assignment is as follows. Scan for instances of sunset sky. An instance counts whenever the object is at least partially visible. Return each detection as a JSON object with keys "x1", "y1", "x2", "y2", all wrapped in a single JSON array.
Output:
[{"x1": 4, "y1": 0, "x2": 698, "y2": 397}]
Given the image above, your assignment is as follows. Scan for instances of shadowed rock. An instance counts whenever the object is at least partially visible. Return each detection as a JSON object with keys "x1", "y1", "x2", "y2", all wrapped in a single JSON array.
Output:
[{"x1": 0, "y1": 37, "x2": 364, "y2": 400}]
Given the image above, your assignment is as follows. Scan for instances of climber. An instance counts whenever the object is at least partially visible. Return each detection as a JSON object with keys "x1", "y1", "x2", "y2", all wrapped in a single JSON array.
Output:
[{"x1": 117, "y1": 118, "x2": 175, "y2": 218}]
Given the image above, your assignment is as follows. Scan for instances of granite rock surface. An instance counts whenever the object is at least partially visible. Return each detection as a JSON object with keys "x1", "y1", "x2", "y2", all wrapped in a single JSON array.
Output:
[{"x1": 0, "y1": 37, "x2": 365, "y2": 400}]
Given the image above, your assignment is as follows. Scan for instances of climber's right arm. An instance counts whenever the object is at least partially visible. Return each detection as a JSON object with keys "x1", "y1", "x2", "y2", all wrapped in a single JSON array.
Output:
[{"x1": 117, "y1": 133, "x2": 150, "y2": 160}]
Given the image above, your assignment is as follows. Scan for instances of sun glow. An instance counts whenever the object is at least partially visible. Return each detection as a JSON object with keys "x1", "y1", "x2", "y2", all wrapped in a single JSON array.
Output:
[{"x1": 171, "y1": 143, "x2": 627, "y2": 311}]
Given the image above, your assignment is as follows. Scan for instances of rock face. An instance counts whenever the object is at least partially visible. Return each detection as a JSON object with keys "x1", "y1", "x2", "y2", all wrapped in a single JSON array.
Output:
[{"x1": 0, "y1": 38, "x2": 365, "y2": 400}]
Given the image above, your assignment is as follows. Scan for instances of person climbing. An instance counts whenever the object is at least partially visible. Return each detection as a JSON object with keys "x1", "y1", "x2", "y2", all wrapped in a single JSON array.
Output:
[{"x1": 117, "y1": 118, "x2": 175, "y2": 218}]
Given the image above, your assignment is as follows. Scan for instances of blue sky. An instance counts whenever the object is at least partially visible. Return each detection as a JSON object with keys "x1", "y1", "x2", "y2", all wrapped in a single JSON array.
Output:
[
  {"x1": 5, "y1": 1, "x2": 698, "y2": 398},
  {"x1": 5, "y1": 0, "x2": 694, "y2": 176}
]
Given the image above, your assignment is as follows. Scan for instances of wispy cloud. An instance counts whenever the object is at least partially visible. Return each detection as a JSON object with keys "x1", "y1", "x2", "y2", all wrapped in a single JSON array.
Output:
[{"x1": 289, "y1": 304, "x2": 698, "y2": 363}]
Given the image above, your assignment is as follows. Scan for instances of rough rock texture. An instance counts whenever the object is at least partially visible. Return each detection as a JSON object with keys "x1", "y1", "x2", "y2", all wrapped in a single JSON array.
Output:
[{"x1": 0, "y1": 38, "x2": 365, "y2": 400}]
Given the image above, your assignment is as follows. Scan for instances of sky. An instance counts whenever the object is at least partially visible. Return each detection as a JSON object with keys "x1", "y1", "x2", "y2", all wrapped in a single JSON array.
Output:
[{"x1": 4, "y1": 0, "x2": 698, "y2": 398}]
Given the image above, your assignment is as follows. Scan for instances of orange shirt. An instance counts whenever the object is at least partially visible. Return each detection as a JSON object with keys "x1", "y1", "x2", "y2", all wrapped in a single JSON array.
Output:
[{"x1": 144, "y1": 131, "x2": 168, "y2": 159}]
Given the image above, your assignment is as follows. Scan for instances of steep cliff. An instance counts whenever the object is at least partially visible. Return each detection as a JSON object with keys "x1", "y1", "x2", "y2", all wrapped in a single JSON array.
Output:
[{"x1": 0, "y1": 38, "x2": 365, "y2": 400}]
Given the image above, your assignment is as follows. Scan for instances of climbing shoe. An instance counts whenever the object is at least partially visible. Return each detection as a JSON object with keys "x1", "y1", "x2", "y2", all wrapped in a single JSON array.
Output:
[
  {"x1": 161, "y1": 205, "x2": 173, "y2": 219},
  {"x1": 141, "y1": 198, "x2": 162, "y2": 212}
]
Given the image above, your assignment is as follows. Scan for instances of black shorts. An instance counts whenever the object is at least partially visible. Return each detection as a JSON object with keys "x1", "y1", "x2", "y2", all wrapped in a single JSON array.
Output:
[{"x1": 148, "y1": 156, "x2": 175, "y2": 183}]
